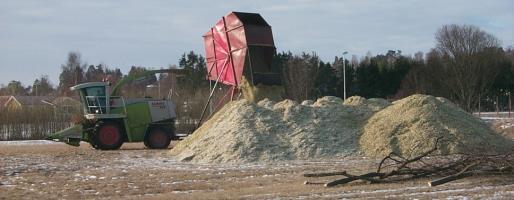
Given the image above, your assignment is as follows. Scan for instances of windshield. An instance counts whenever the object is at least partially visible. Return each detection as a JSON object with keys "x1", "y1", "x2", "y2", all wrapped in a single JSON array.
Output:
[{"x1": 84, "y1": 86, "x2": 106, "y2": 97}]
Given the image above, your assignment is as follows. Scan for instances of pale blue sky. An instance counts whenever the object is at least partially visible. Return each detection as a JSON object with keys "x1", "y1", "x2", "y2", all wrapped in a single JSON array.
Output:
[{"x1": 1, "y1": 0, "x2": 513, "y2": 86}]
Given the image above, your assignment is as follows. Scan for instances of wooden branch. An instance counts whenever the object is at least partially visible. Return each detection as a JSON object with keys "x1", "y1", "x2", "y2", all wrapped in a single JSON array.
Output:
[
  {"x1": 324, "y1": 172, "x2": 384, "y2": 187},
  {"x1": 497, "y1": 166, "x2": 513, "y2": 172},
  {"x1": 377, "y1": 154, "x2": 392, "y2": 173},
  {"x1": 303, "y1": 171, "x2": 347, "y2": 177},
  {"x1": 428, "y1": 161, "x2": 479, "y2": 187},
  {"x1": 380, "y1": 137, "x2": 442, "y2": 179},
  {"x1": 430, "y1": 168, "x2": 514, "y2": 187},
  {"x1": 304, "y1": 138, "x2": 512, "y2": 188},
  {"x1": 429, "y1": 171, "x2": 473, "y2": 187},
  {"x1": 303, "y1": 181, "x2": 325, "y2": 185}
]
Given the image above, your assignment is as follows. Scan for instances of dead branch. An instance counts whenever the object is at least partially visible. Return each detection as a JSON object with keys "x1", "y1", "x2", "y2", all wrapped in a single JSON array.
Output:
[
  {"x1": 324, "y1": 172, "x2": 385, "y2": 187},
  {"x1": 379, "y1": 137, "x2": 442, "y2": 179},
  {"x1": 429, "y1": 171, "x2": 474, "y2": 187},
  {"x1": 303, "y1": 171, "x2": 347, "y2": 177},
  {"x1": 304, "y1": 137, "x2": 514, "y2": 187},
  {"x1": 428, "y1": 161, "x2": 479, "y2": 187},
  {"x1": 303, "y1": 181, "x2": 325, "y2": 185}
]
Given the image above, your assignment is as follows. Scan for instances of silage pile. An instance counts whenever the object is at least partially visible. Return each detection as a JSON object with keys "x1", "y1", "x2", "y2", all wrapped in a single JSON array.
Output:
[
  {"x1": 170, "y1": 94, "x2": 513, "y2": 163},
  {"x1": 360, "y1": 94, "x2": 514, "y2": 157},
  {"x1": 239, "y1": 76, "x2": 284, "y2": 103},
  {"x1": 170, "y1": 96, "x2": 389, "y2": 163}
]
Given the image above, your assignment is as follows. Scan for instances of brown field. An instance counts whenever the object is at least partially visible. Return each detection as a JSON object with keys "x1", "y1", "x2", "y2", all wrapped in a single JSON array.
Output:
[{"x1": 1, "y1": 141, "x2": 513, "y2": 199}]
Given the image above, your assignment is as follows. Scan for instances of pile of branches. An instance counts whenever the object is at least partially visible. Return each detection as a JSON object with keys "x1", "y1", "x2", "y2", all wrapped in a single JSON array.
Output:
[{"x1": 304, "y1": 137, "x2": 514, "y2": 187}]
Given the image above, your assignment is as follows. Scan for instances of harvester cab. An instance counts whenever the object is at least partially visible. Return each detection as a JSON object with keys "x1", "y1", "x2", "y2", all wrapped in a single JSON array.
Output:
[
  {"x1": 48, "y1": 70, "x2": 180, "y2": 150},
  {"x1": 72, "y1": 82, "x2": 115, "y2": 116}
]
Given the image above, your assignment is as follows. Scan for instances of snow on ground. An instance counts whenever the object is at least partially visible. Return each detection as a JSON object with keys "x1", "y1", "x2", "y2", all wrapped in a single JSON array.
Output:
[
  {"x1": 481, "y1": 117, "x2": 514, "y2": 120},
  {"x1": 0, "y1": 140, "x2": 56, "y2": 145},
  {"x1": 384, "y1": 184, "x2": 514, "y2": 198},
  {"x1": 1, "y1": 142, "x2": 513, "y2": 199}
]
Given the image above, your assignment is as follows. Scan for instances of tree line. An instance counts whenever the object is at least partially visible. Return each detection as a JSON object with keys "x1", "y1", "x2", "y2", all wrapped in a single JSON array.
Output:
[
  {"x1": 274, "y1": 24, "x2": 514, "y2": 112},
  {"x1": 1, "y1": 24, "x2": 512, "y2": 112}
]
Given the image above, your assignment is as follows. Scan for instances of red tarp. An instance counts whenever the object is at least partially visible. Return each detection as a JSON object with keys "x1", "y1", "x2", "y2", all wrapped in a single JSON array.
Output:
[{"x1": 203, "y1": 12, "x2": 275, "y2": 86}]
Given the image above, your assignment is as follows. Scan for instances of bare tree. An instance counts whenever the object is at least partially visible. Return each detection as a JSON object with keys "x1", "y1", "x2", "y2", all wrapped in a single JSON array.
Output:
[
  {"x1": 433, "y1": 24, "x2": 503, "y2": 111},
  {"x1": 58, "y1": 52, "x2": 86, "y2": 96},
  {"x1": 351, "y1": 55, "x2": 359, "y2": 67},
  {"x1": 414, "y1": 51, "x2": 424, "y2": 63}
]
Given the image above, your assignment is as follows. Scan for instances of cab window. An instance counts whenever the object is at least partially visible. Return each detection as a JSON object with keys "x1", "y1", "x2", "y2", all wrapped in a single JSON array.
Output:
[{"x1": 84, "y1": 86, "x2": 106, "y2": 97}]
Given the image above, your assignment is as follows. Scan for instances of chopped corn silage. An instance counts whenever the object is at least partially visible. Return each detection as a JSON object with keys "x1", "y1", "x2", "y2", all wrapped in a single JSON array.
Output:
[
  {"x1": 360, "y1": 94, "x2": 514, "y2": 158},
  {"x1": 170, "y1": 96, "x2": 384, "y2": 163},
  {"x1": 171, "y1": 94, "x2": 513, "y2": 163}
]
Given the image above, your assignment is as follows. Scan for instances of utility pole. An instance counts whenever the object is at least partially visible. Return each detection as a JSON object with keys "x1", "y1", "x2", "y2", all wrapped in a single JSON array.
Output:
[
  {"x1": 496, "y1": 96, "x2": 499, "y2": 117},
  {"x1": 509, "y1": 92, "x2": 512, "y2": 118},
  {"x1": 478, "y1": 94, "x2": 481, "y2": 117},
  {"x1": 342, "y1": 51, "x2": 348, "y2": 100}
]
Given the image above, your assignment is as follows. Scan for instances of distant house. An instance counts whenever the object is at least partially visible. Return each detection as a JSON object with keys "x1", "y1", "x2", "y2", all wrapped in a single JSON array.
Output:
[
  {"x1": 1, "y1": 95, "x2": 82, "y2": 114},
  {"x1": 4, "y1": 96, "x2": 53, "y2": 111}
]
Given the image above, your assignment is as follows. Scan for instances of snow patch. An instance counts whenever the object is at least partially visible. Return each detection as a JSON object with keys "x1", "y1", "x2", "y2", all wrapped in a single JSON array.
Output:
[{"x1": 0, "y1": 140, "x2": 55, "y2": 145}]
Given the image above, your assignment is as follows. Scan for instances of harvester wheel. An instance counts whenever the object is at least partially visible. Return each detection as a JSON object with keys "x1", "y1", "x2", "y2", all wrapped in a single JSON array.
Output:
[
  {"x1": 93, "y1": 122, "x2": 124, "y2": 150},
  {"x1": 144, "y1": 128, "x2": 171, "y2": 149}
]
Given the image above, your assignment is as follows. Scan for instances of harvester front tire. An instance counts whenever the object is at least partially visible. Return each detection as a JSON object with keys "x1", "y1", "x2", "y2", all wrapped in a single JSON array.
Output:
[
  {"x1": 144, "y1": 128, "x2": 171, "y2": 149},
  {"x1": 94, "y1": 123, "x2": 124, "y2": 150}
]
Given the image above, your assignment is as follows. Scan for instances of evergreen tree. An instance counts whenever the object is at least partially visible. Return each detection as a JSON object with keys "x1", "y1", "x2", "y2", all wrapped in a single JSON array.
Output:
[
  {"x1": 31, "y1": 75, "x2": 54, "y2": 96},
  {"x1": 178, "y1": 51, "x2": 207, "y2": 91},
  {"x1": 314, "y1": 61, "x2": 337, "y2": 97},
  {"x1": 333, "y1": 56, "x2": 356, "y2": 98},
  {"x1": 85, "y1": 64, "x2": 106, "y2": 82}
]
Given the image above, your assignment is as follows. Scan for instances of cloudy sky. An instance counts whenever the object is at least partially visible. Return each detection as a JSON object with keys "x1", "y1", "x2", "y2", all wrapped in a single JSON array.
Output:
[{"x1": 1, "y1": 0, "x2": 513, "y2": 86}]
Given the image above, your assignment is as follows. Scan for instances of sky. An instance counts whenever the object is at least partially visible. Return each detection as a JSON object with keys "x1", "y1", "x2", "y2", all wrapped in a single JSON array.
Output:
[{"x1": 1, "y1": 0, "x2": 513, "y2": 86}]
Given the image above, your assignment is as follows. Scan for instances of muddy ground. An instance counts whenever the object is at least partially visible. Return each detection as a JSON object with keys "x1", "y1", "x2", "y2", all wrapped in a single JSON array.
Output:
[{"x1": 1, "y1": 141, "x2": 513, "y2": 199}]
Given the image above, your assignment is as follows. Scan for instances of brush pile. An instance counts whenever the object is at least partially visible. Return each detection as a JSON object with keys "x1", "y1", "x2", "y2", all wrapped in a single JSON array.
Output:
[{"x1": 304, "y1": 137, "x2": 514, "y2": 187}]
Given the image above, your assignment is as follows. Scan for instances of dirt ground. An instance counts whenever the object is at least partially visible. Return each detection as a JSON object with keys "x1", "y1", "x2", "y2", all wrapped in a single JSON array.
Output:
[{"x1": 1, "y1": 141, "x2": 513, "y2": 200}]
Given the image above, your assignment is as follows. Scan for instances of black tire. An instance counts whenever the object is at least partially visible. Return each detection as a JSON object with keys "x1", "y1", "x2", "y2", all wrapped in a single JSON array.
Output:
[
  {"x1": 92, "y1": 122, "x2": 124, "y2": 150},
  {"x1": 144, "y1": 128, "x2": 171, "y2": 149}
]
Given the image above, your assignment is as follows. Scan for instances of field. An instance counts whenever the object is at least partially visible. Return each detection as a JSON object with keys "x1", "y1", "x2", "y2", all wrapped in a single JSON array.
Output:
[{"x1": 1, "y1": 141, "x2": 513, "y2": 199}]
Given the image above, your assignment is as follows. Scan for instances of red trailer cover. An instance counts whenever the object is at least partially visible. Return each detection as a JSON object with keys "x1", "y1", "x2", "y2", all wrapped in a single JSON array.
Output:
[{"x1": 203, "y1": 12, "x2": 275, "y2": 86}]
